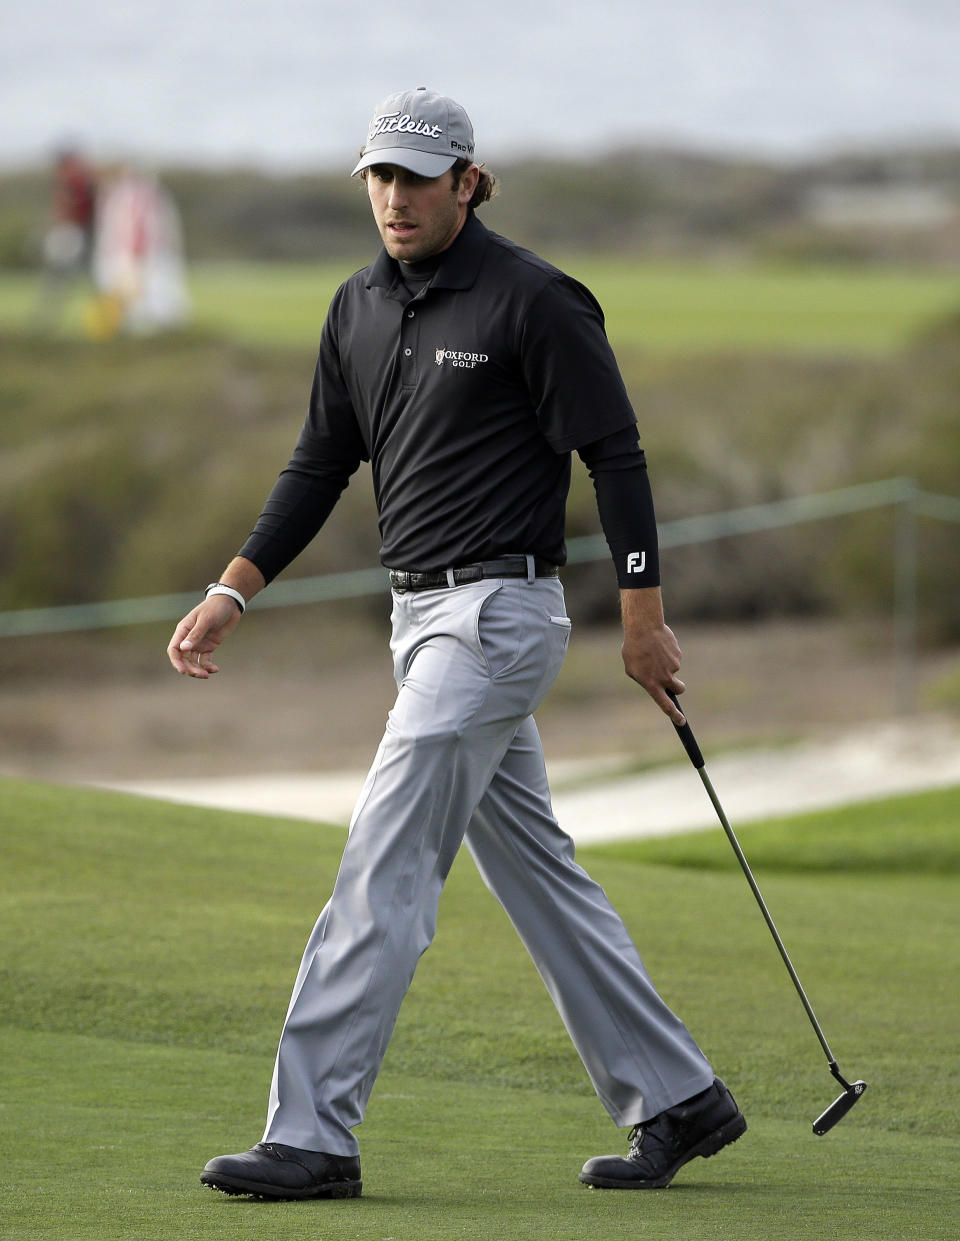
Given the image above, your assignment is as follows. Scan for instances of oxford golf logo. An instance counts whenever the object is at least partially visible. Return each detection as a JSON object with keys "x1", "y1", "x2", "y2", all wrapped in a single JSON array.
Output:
[
  {"x1": 434, "y1": 347, "x2": 489, "y2": 370},
  {"x1": 626, "y1": 551, "x2": 646, "y2": 574}
]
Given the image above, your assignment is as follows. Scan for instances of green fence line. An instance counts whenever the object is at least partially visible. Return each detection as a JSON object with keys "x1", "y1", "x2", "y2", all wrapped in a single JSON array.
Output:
[{"x1": 1, "y1": 477, "x2": 957, "y2": 639}]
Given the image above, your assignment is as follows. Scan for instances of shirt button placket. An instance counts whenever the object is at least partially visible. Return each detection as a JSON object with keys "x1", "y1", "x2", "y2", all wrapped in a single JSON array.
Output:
[{"x1": 401, "y1": 306, "x2": 419, "y2": 388}]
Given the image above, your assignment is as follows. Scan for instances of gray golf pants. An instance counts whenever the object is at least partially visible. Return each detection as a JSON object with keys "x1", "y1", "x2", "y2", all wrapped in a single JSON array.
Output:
[{"x1": 263, "y1": 576, "x2": 713, "y2": 1156}]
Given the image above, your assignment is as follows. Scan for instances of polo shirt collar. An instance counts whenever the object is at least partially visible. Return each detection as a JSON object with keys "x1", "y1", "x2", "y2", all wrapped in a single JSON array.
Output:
[{"x1": 366, "y1": 210, "x2": 490, "y2": 294}]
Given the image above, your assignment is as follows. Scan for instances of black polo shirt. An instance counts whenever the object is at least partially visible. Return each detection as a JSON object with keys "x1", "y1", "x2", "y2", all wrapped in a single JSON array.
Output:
[{"x1": 241, "y1": 211, "x2": 639, "y2": 575}]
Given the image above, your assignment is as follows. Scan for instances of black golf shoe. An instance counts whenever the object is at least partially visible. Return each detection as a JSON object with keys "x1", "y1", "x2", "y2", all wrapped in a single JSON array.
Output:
[
  {"x1": 200, "y1": 1141, "x2": 362, "y2": 1199},
  {"x1": 579, "y1": 1077, "x2": 746, "y2": 1189}
]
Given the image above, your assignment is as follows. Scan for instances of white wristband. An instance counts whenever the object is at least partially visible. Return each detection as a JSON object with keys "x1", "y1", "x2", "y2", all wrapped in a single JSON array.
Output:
[{"x1": 204, "y1": 582, "x2": 246, "y2": 615}]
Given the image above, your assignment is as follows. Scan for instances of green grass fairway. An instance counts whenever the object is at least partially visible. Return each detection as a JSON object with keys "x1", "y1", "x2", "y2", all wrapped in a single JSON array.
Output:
[
  {"x1": 560, "y1": 257, "x2": 960, "y2": 355},
  {"x1": 2, "y1": 778, "x2": 958, "y2": 1240},
  {"x1": 184, "y1": 260, "x2": 960, "y2": 354},
  {"x1": 2, "y1": 259, "x2": 958, "y2": 353}
]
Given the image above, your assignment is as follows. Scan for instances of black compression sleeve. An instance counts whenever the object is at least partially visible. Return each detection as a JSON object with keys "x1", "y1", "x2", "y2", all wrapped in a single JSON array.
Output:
[
  {"x1": 578, "y1": 428, "x2": 660, "y2": 588},
  {"x1": 237, "y1": 468, "x2": 348, "y2": 584}
]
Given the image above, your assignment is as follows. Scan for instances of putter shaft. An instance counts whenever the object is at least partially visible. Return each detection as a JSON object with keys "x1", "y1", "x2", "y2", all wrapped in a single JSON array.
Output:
[
  {"x1": 665, "y1": 692, "x2": 866, "y2": 1134},
  {"x1": 693, "y1": 763, "x2": 837, "y2": 1065}
]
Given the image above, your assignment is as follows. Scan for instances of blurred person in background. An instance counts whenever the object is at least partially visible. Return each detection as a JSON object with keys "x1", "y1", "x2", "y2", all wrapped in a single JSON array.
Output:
[
  {"x1": 35, "y1": 144, "x2": 97, "y2": 326},
  {"x1": 84, "y1": 164, "x2": 191, "y2": 338}
]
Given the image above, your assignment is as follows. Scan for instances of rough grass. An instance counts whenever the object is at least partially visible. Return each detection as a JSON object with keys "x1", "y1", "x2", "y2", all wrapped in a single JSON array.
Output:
[
  {"x1": 3, "y1": 313, "x2": 960, "y2": 634},
  {"x1": 3, "y1": 255, "x2": 960, "y2": 634},
  {"x1": 1, "y1": 778, "x2": 957, "y2": 1239}
]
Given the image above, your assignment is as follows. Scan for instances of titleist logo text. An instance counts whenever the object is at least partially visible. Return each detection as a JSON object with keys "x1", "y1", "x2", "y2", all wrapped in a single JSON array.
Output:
[{"x1": 370, "y1": 111, "x2": 444, "y2": 141}]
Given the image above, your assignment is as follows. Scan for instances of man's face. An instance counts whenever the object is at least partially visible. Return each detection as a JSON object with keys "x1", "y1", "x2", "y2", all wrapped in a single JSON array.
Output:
[{"x1": 366, "y1": 163, "x2": 478, "y2": 262}]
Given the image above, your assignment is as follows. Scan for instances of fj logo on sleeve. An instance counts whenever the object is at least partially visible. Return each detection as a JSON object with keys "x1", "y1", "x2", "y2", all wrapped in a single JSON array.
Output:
[{"x1": 626, "y1": 551, "x2": 646, "y2": 574}]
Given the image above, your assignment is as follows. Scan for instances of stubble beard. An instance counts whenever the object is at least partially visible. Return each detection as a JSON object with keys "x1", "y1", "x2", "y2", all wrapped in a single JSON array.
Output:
[{"x1": 380, "y1": 196, "x2": 463, "y2": 264}]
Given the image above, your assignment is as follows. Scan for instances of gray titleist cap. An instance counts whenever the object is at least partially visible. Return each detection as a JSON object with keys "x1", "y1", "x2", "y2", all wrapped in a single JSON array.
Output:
[{"x1": 351, "y1": 87, "x2": 475, "y2": 178}]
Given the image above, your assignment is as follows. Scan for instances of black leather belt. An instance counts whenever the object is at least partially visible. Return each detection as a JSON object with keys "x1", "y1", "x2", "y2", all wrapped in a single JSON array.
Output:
[{"x1": 389, "y1": 556, "x2": 558, "y2": 593}]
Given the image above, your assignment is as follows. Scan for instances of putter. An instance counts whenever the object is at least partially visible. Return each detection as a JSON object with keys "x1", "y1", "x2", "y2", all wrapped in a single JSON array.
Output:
[{"x1": 665, "y1": 691, "x2": 867, "y2": 1135}]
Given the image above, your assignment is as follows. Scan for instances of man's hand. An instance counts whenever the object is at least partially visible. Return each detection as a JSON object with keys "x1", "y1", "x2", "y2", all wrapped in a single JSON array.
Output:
[
  {"x1": 166, "y1": 557, "x2": 265, "y2": 679},
  {"x1": 167, "y1": 596, "x2": 243, "y2": 678},
  {"x1": 620, "y1": 586, "x2": 686, "y2": 724}
]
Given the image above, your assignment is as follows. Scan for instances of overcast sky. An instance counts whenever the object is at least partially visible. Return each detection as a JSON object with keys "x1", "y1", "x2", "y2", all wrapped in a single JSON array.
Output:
[{"x1": 2, "y1": 0, "x2": 958, "y2": 169}]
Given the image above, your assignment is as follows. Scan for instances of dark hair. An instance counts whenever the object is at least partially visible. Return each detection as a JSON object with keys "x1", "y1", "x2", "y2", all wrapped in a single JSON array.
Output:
[{"x1": 451, "y1": 158, "x2": 497, "y2": 209}]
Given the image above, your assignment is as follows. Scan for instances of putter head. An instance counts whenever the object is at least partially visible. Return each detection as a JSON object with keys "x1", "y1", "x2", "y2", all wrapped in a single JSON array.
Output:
[{"x1": 812, "y1": 1080, "x2": 868, "y2": 1135}]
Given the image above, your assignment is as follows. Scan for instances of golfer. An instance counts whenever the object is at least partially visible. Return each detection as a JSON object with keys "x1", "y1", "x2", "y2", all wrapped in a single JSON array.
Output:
[{"x1": 167, "y1": 86, "x2": 746, "y2": 1199}]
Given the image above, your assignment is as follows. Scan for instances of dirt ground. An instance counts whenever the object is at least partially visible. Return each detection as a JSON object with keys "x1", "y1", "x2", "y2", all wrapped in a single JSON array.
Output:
[{"x1": 2, "y1": 605, "x2": 956, "y2": 785}]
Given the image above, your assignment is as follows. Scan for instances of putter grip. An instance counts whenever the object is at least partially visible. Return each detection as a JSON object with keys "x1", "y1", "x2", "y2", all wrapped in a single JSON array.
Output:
[{"x1": 666, "y1": 691, "x2": 705, "y2": 769}]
